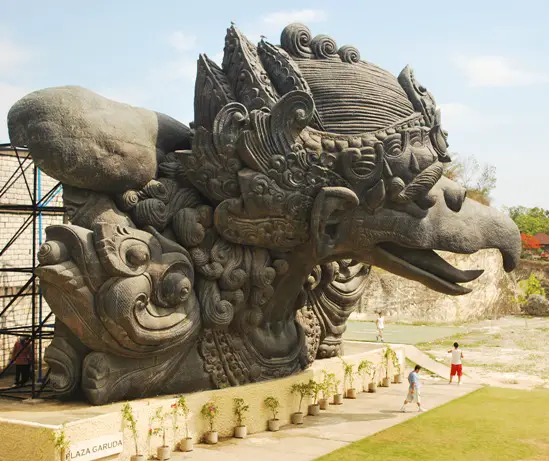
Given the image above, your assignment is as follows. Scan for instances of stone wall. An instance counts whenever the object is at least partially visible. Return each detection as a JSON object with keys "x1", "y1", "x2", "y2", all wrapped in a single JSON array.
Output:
[
  {"x1": 0, "y1": 345, "x2": 404, "y2": 461},
  {"x1": 0, "y1": 149, "x2": 62, "y2": 369},
  {"x1": 355, "y1": 249, "x2": 519, "y2": 322},
  {"x1": 515, "y1": 260, "x2": 549, "y2": 285}
]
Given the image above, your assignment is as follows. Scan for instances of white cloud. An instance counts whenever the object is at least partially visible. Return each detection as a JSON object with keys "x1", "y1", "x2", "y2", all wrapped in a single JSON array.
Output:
[
  {"x1": 438, "y1": 102, "x2": 512, "y2": 132},
  {"x1": 0, "y1": 38, "x2": 30, "y2": 76},
  {"x1": 167, "y1": 31, "x2": 197, "y2": 53},
  {"x1": 0, "y1": 82, "x2": 30, "y2": 142},
  {"x1": 454, "y1": 55, "x2": 549, "y2": 87},
  {"x1": 262, "y1": 9, "x2": 328, "y2": 28}
]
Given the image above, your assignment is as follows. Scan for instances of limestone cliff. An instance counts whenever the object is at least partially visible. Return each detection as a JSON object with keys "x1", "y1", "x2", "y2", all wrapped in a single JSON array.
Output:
[{"x1": 356, "y1": 249, "x2": 519, "y2": 322}]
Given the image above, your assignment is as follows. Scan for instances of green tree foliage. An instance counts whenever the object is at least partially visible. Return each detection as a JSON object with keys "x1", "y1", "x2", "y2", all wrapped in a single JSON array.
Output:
[
  {"x1": 517, "y1": 274, "x2": 546, "y2": 305},
  {"x1": 506, "y1": 206, "x2": 549, "y2": 235},
  {"x1": 443, "y1": 153, "x2": 496, "y2": 206}
]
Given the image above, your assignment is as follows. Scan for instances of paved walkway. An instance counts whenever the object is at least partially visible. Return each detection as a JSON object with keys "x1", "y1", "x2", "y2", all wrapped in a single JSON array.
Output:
[
  {"x1": 343, "y1": 320, "x2": 463, "y2": 345},
  {"x1": 171, "y1": 379, "x2": 480, "y2": 461}
]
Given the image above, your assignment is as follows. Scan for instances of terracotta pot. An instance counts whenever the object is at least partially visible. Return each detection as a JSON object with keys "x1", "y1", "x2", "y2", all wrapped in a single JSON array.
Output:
[
  {"x1": 346, "y1": 389, "x2": 357, "y2": 399},
  {"x1": 332, "y1": 393, "x2": 343, "y2": 405},
  {"x1": 268, "y1": 419, "x2": 280, "y2": 432},
  {"x1": 308, "y1": 404, "x2": 320, "y2": 416},
  {"x1": 394, "y1": 374, "x2": 402, "y2": 384},
  {"x1": 234, "y1": 425, "x2": 247, "y2": 438},
  {"x1": 157, "y1": 446, "x2": 171, "y2": 460},
  {"x1": 130, "y1": 456, "x2": 146, "y2": 461},
  {"x1": 368, "y1": 382, "x2": 377, "y2": 393},
  {"x1": 382, "y1": 377, "x2": 391, "y2": 387},
  {"x1": 205, "y1": 431, "x2": 218, "y2": 445},
  {"x1": 291, "y1": 412, "x2": 304, "y2": 424},
  {"x1": 319, "y1": 398, "x2": 328, "y2": 410},
  {"x1": 179, "y1": 438, "x2": 193, "y2": 452}
]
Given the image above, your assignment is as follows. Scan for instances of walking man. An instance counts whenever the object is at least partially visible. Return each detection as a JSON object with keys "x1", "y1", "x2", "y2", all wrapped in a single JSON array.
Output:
[
  {"x1": 448, "y1": 342, "x2": 464, "y2": 384},
  {"x1": 375, "y1": 311, "x2": 385, "y2": 342},
  {"x1": 11, "y1": 336, "x2": 32, "y2": 387},
  {"x1": 400, "y1": 364, "x2": 426, "y2": 412}
]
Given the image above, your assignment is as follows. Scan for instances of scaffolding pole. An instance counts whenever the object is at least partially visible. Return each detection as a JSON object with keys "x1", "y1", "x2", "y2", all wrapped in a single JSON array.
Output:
[{"x1": 0, "y1": 143, "x2": 65, "y2": 399}]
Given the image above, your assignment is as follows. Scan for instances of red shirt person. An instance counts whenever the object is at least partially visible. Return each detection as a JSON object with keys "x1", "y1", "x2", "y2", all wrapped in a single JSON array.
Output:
[{"x1": 11, "y1": 337, "x2": 33, "y2": 386}]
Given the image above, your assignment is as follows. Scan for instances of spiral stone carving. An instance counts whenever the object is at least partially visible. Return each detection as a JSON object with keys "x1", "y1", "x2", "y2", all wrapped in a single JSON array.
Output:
[
  {"x1": 132, "y1": 198, "x2": 169, "y2": 230},
  {"x1": 338, "y1": 45, "x2": 360, "y2": 64},
  {"x1": 116, "y1": 189, "x2": 140, "y2": 211},
  {"x1": 280, "y1": 23, "x2": 313, "y2": 58},
  {"x1": 310, "y1": 34, "x2": 338, "y2": 58},
  {"x1": 37, "y1": 240, "x2": 69, "y2": 265}
]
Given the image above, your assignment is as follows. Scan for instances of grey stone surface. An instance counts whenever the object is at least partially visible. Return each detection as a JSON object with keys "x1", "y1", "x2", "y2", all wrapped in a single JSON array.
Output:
[
  {"x1": 7, "y1": 23, "x2": 521, "y2": 405},
  {"x1": 8, "y1": 86, "x2": 191, "y2": 193},
  {"x1": 523, "y1": 294, "x2": 549, "y2": 316}
]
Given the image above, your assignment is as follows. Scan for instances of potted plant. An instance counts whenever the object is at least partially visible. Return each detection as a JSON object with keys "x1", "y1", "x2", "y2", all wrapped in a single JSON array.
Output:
[
  {"x1": 357, "y1": 360, "x2": 373, "y2": 393},
  {"x1": 381, "y1": 347, "x2": 395, "y2": 387},
  {"x1": 290, "y1": 382, "x2": 308, "y2": 424},
  {"x1": 121, "y1": 403, "x2": 145, "y2": 461},
  {"x1": 233, "y1": 397, "x2": 249, "y2": 438},
  {"x1": 307, "y1": 379, "x2": 322, "y2": 416},
  {"x1": 341, "y1": 358, "x2": 357, "y2": 399},
  {"x1": 318, "y1": 371, "x2": 331, "y2": 410},
  {"x1": 51, "y1": 424, "x2": 70, "y2": 461},
  {"x1": 328, "y1": 372, "x2": 343, "y2": 405},
  {"x1": 391, "y1": 350, "x2": 403, "y2": 383},
  {"x1": 264, "y1": 396, "x2": 281, "y2": 431},
  {"x1": 201, "y1": 400, "x2": 219, "y2": 444},
  {"x1": 368, "y1": 365, "x2": 378, "y2": 393},
  {"x1": 174, "y1": 395, "x2": 193, "y2": 452},
  {"x1": 151, "y1": 407, "x2": 171, "y2": 460}
]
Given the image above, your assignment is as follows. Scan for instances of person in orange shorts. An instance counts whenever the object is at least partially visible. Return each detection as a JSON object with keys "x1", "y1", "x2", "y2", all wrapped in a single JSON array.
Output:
[{"x1": 448, "y1": 342, "x2": 464, "y2": 385}]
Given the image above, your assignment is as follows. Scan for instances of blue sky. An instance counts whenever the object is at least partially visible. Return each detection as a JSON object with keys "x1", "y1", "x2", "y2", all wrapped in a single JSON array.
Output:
[{"x1": 1, "y1": 0, "x2": 548, "y2": 209}]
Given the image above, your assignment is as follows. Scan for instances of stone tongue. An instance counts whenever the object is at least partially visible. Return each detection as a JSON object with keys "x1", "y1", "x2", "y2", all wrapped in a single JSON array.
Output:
[{"x1": 379, "y1": 243, "x2": 484, "y2": 284}]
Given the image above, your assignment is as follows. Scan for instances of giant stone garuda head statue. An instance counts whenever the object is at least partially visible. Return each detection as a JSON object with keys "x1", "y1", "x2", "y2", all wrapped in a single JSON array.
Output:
[{"x1": 7, "y1": 23, "x2": 521, "y2": 405}]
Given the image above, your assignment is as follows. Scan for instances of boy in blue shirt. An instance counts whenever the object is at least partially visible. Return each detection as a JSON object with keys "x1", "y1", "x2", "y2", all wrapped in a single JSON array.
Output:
[{"x1": 400, "y1": 364, "x2": 426, "y2": 412}]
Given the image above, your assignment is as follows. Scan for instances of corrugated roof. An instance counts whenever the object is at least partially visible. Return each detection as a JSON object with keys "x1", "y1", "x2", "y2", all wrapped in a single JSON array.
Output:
[{"x1": 534, "y1": 233, "x2": 549, "y2": 245}]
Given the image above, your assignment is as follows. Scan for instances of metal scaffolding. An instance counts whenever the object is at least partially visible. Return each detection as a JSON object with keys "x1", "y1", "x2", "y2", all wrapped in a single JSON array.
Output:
[{"x1": 0, "y1": 143, "x2": 65, "y2": 399}]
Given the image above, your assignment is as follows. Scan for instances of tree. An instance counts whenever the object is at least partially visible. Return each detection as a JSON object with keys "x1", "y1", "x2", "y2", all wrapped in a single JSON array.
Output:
[
  {"x1": 521, "y1": 233, "x2": 541, "y2": 251},
  {"x1": 506, "y1": 207, "x2": 549, "y2": 235},
  {"x1": 517, "y1": 274, "x2": 546, "y2": 305},
  {"x1": 443, "y1": 152, "x2": 496, "y2": 206}
]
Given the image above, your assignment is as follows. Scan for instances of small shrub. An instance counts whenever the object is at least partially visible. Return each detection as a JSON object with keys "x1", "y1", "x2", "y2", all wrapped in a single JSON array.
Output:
[
  {"x1": 150, "y1": 407, "x2": 169, "y2": 447},
  {"x1": 172, "y1": 395, "x2": 191, "y2": 440},
  {"x1": 340, "y1": 357, "x2": 355, "y2": 390},
  {"x1": 290, "y1": 382, "x2": 310, "y2": 412},
  {"x1": 264, "y1": 396, "x2": 280, "y2": 420},
  {"x1": 383, "y1": 346, "x2": 399, "y2": 378},
  {"x1": 201, "y1": 400, "x2": 219, "y2": 433},
  {"x1": 233, "y1": 397, "x2": 249, "y2": 427},
  {"x1": 357, "y1": 360, "x2": 373, "y2": 389},
  {"x1": 321, "y1": 370, "x2": 341, "y2": 397},
  {"x1": 121, "y1": 403, "x2": 140, "y2": 457}
]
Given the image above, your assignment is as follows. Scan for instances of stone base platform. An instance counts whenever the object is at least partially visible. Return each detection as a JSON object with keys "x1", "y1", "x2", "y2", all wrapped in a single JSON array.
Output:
[{"x1": 0, "y1": 343, "x2": 402, "y2": 461}]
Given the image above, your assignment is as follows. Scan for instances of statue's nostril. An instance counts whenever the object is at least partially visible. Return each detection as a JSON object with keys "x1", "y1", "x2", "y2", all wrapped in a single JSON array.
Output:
[
  {"x1": 444, "y1": 185, "x2": 467, "y2": 212},
  {"x1": 415, "y1": 193, "x2": 438, "y2": 210}
]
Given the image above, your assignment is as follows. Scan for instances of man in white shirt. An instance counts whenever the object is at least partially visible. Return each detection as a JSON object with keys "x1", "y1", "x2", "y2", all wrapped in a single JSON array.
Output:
[
  {"x1": 375, "y1": 311, "x2": 384, "y2": 342},
  {"x1": 448, "y1": 342, "x2": 464, "y2": 384}
]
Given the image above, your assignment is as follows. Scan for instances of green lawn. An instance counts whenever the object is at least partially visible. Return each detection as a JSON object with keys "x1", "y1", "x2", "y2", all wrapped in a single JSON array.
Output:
[{"x1": 316, "y1": 387, "x2": 549, "y2": 461}]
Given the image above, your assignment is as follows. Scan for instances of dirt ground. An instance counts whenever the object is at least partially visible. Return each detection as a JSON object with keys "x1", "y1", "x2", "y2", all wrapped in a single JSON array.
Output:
[{"x1": 416, "y1": 316, "x2": 549, "y2": 389}]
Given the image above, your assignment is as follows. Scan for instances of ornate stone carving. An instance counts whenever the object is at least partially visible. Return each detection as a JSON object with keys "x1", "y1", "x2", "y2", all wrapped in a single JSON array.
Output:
[{"x1": 7, "y1": 22, "x2": 521, "y2": 405}]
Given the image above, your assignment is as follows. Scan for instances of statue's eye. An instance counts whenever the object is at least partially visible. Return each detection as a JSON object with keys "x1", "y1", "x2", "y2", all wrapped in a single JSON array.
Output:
[
  {"x1": 126, "y1": 245, "x2": 150, "y2": 267},
  {"x1": 384, "y1": 134, "x2": 402, "y2": 157}
]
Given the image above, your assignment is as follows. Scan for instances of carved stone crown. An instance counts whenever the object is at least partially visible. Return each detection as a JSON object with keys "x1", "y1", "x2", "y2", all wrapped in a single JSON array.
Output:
[{"x1": 276, "y1": 24, "x2": 415, "y2": 134}]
